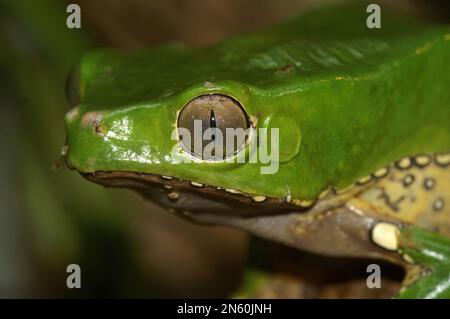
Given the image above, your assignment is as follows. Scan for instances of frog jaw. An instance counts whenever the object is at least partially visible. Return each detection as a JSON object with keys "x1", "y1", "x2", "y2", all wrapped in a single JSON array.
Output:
[
  {"x1": 85, "y1": 152, "x2": 450, "y2": 254},
  {"x1": 82, "y1": 168, "x2": 408, "y2": 267},
  {"x1": 83, "y1": 170, "x2": 301, "y2": 217}
]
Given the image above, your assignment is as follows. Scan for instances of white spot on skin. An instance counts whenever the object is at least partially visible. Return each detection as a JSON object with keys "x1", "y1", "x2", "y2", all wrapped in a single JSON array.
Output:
[
  {"x1": 60, "y1": 145, "x2": 69, "y2": 156},
  {"x1": 167, "y1": 192, "x2": 179, "y2": 200},
  {"x1": 415, "y1": 155, "x2": 431, "y2": 167},
  {"x1": 225, "y1": 188, "x2": 241, "y2": 194},
  {"x1": 403, "y1": 174, "x2": 415, "y2": 186},
  {"x1": 204, "y1": 81, "x2": 215, "y2": 88},
  {"x1": 253, "y1": 196, "x2": 266, "y2": 202},
  {"x1": 424, "y1": 178, "x2": 435, "y2": 190},
  {"x1": 373, "y1": 167, "x2": 389, "y2": 178},
  {"x1": 371, "y1": 222, "x2": 400, "y2": 251},
  {"x1": 190, "y1": 182, "x2": 204, "y2": 187},
  {"x1": 164, "y1": 185, "x2": 172, "y2": 190},
  {"x1": 435, "y1": 153, "x2": 450, "y2": 166},
  {"x1": 286, "y1": 193, "x2": 292, "y2": 203},
  {"x1": 348, "y1": 205, "x2": 364, "y2": 216},
  {"x1": 162, "y1": 176, "x2": 173, "y2": 180},
  {"x1": 433, "y1": 198, "x2": 444, "y2": 212},
  {"x1": 66, "y1": 106, "x2": 80, "y2": 122},
  {"x1": 292, "y1": 199, "x2": 314, "y2": 207},
  {"x1": 397, "y1": 157, "x2": 412, "y2": 169},
  {"x1": 357, "y1": 175, "x2": 372, "y2": 185}
]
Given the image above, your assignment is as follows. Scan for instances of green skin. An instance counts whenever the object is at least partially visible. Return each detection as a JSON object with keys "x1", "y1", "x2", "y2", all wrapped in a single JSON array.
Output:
[{"x1": 65, "y1": 4, "x2": 450, "y2": 298}]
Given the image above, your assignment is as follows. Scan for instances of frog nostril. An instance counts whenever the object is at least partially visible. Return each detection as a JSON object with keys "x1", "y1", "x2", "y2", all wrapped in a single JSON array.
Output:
[
  {"x1": 80, "y1": 111, "x2": 105, "y2": 136},
  {"x1": 65, "y1": 64, "x2": 80, "y2": 108}
]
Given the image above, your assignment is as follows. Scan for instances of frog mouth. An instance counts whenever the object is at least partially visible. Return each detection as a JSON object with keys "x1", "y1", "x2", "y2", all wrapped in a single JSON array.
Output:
[{"x1": 83, "y1": 170, "x2": 299, "y2": 217}]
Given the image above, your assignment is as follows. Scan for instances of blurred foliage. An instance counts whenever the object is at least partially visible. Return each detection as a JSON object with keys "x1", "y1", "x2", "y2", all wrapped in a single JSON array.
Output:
[{"x1": 0, "y1": 0, "x2": 154, "y2": 297}]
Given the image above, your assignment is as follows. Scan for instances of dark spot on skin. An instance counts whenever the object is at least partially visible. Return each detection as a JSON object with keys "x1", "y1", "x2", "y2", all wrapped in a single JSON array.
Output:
[
  {"x1": 377, "y1": 188, "x2": 405, "y2": 212},
  {"x1": 423, "y1": 177, "x2": 435, "y2": 190},
  {"x1": 402, "y1": 174, "x2": 415, "y2": 187},
  {"x1": 433, "y1": 198, "x2": 444, "y2": 212}
]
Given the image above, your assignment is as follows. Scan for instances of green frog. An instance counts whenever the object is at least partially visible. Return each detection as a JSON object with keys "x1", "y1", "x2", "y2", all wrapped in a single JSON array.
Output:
[{"x1": 63, "y1": 3, "x2": 450, "y2": 298}]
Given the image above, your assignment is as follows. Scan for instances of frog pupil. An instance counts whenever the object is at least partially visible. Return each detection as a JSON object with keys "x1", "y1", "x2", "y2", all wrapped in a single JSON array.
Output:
[{"x1": 210, "y1": 110, "x2": 216, "y2": 141}]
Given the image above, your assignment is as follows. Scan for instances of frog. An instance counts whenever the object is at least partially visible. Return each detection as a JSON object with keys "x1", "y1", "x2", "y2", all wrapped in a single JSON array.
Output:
[{"x1": 63, "y1": 3, "x2": 450, "y2": 298}]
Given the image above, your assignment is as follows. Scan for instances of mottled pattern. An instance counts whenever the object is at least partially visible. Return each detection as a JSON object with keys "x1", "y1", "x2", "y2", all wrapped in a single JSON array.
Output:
[{"x1": 356, "y1": 154, "x2": 450, "y2": 236}]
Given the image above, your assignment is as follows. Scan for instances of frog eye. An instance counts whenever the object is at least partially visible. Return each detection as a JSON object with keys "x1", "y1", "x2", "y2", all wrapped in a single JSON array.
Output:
[
  {"x1": 65, "y1": 65, "x2": 80, "y2": 108},
  {"x1": 177, "y1": 94, "x2": 250, "y2": 160}
]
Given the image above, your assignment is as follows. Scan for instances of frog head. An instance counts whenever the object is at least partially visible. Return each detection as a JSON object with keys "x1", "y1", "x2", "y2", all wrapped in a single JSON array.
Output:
[
  {"x1": 64, "y1": 6, "x2": 449, "y2": 222},
  {"x1": 64, "y1": 47, "x2": 312, "y2": 218}
]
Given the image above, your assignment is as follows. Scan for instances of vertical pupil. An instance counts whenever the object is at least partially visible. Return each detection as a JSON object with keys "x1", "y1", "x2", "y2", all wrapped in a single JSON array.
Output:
[{"x1": 210, "y1": 109, "x2": 216, "y2": 141}]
